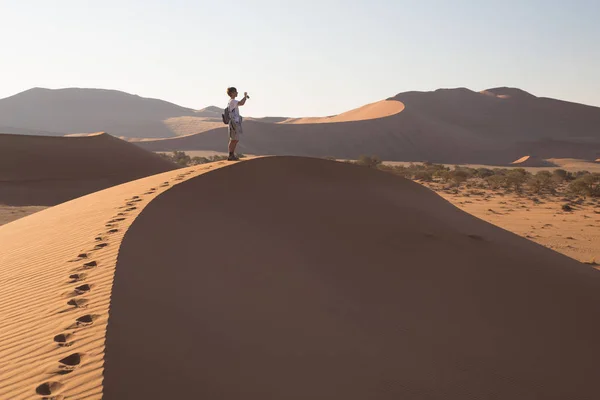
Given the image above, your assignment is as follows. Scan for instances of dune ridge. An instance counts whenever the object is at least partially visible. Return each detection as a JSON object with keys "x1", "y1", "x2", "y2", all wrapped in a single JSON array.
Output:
[
  {"x1": 137, "y1": 88, "x2": 600, "y2": 164},
  {"x1": 2, "y1": 157, "x2": 600, "y2": 399},
  {"x1": 510, "y1": 155, "x2": 557, "y2": 167},
  {"x1": 0, "y1": 161, "x2": 233, "y2": 399},
  {"x1": 103, "y1": 157, "x2": 600, "y2": 399},
  {"x1": 279, "y1": 100, "x2": 405, "y2": 124}
]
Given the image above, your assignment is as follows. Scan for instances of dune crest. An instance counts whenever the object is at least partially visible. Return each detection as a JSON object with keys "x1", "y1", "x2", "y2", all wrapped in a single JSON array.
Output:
[
  {"x1": 137, "y1": 88, "x2": 600, "y2": 164},
  {"x1": 2, "y1": 157, "x2": 600, "y2": 399},
  {"x1": 510, "y1": 155, "x2": 557, "y2": 167},
  {"x1": 280, "y1": 99, "x2": 405, "y2": 124}
]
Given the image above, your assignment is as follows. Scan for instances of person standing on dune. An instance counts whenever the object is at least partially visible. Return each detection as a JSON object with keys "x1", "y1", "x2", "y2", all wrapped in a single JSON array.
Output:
[{"x1": 225, "y1": 87, "x2": 249, "y2": 161}]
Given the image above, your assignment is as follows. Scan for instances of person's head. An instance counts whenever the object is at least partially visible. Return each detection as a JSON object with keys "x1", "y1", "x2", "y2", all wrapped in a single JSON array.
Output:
[{"x1": 227, "y1": 87, "x2": 238, "y2": 99}]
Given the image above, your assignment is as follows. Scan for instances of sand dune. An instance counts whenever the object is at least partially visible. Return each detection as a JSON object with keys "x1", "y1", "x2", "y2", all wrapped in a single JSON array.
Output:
[
  {"x1": 279, "y1": 100, "x2": 405, "y2": 124},
  {"x1": 162, "y1": 116, "x2": 225, "y2": 136},
  {"x1": 2, "y1": 157, "x2": 600, "y2": 399},
  {"x1": 0, "y1": 161, "x2": 233, "y2": 400},
  {"x1": 510, "y1": 155, "x2": 557, "y2": 167},
  {"x1": 137, "y1": 87, "x2": 600, "y2": 164},
  {"x1": 0, "y1": 132, "x2": 175, "y2": 206}
]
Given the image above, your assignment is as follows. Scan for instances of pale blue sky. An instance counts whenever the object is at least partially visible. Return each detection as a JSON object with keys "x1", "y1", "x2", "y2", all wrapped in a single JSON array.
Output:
[{"x1": 1, "y1": 0, "x2": 599, "y2": 117}]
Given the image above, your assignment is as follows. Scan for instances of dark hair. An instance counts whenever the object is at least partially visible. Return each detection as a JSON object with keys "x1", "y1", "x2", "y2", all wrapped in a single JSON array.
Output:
[{"x1": 227, "y1": 87, "x2": 237, "y2": 96}]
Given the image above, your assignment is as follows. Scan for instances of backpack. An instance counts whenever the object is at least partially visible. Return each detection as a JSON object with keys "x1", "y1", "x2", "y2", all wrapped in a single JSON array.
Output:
[{"x1": 222, "y1": 106, "x2": 230, "y2": 125}]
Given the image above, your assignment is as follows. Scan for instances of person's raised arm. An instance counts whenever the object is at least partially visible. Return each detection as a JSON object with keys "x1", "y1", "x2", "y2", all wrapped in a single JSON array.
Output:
[{"x1": 238, "y1": 92, "x2": 249, "y2": 106}]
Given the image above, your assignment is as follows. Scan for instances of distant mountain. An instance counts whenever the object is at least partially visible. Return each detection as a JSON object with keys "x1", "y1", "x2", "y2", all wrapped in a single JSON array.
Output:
[
  {"x1": 0, "y1": 88, "x2": 197, "y2": 138},
  {"x1": 3, "y1": 86, "x2": 600, "y2": 164},
  {"x1": 137, "y1": 87, "x2": 600, "y2": 165}
]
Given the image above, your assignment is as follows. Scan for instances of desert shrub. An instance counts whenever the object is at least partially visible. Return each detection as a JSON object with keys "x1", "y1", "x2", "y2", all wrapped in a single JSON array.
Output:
[
  {"x1": 475, "y1": 168, "x2": 495, "y2": 178},
  {"x1": 562, "y1": 204, "x2": 573, "y2": 212},
  {"x1": 413, "y1": 170, "x2": 433, "y2": 182},
  {"x1": 159, "y1": 151, "x2": 191, "y2": 167},
  {"x1": 356, "y1": 155, "x2": 382, "y2": 168},
  {"x1": 552, "y1": 169, "x2": 569, "y2": 183},
  {"x1": 389, "y1": 165, "x2": 412, "y2": 178},
  {"x1": 505, "y1": 168, "x2": 529, "y2": 192},
  {"x1": 433, "y1": 169, "x2": 451, "y2": 182},
  {"x1": 528, "y1": 171, "x2": 555, "y2": 194},
  {"x1": 449, "y1": 169, "x2": 469, "y2": 187},
  {"x1": 574, "y1": 170, "x2": 591, "y2": 178},
  {"x1": 568, "y1": 174, "x2": 600, "y2": 197}
]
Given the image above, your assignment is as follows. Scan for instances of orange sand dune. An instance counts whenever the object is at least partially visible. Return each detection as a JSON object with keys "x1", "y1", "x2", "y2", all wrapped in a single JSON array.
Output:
[
  {"x1": 280, "y1": 100, "x2": 405, "y2": 124},
  {"x1": 137, "y1": 88, "x2": 600, "y2": 164},
  {"x1": 0, "y1": 132, "x2": 175, "y2": 206},
  {"x1": 510, "y1": 155, "x2": 557, "y2": 167},
  {"x1": 162, "y1": 115, "x2": 225, "y2": 136},
  {"x1": 2, "y1": 157, "x2": 600, "y2": 399}
]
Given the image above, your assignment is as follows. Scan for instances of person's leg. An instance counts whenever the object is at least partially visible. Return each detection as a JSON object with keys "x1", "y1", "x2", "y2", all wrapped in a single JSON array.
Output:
[
  {"x1": 228, "y1": 122, "x2": 239, "y2": 160},
  {"x1": 228, "y1": 121, "x2": 242, "y2": 160},
  {"x1": 228, "y1": 140, "x2": 239, "y2": 160}
]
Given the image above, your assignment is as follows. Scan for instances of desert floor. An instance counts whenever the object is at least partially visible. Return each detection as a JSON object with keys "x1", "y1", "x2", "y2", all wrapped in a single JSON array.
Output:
[
  {"x1": 0, "y1": 205, "x2": 47, "y2": 226},
  {"x1": 422, "y1": 182, "x2": 600, "y2": 266}
]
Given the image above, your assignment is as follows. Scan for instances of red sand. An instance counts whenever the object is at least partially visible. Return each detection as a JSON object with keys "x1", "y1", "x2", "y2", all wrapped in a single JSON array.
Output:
[
  {"x1": 0, "y1": 132, "x2": 175, "y2": 206},
  {"x1": 103, "y1": 157, "x2": 600, "y2": 399}
]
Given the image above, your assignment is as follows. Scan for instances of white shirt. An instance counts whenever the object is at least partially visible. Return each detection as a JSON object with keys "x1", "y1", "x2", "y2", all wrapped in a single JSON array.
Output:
[{"x1": 228, "y1": 99, "x2": 241, "y2": 124}]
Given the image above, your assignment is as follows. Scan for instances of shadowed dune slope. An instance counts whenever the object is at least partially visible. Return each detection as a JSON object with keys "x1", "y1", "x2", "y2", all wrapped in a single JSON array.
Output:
[
  {"x1": 136, "y1": 88, "x2": 600, "y2": 164},
  {"x1": 0, "y1": 132, "x2": 176, "y2": 206},
  {"x1": 104, "y1": 157, "x2": 600, "y2": 399}
]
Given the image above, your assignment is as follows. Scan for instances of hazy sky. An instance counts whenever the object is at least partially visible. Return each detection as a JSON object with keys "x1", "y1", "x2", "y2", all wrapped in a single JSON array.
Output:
[{"x1": 1, "y1": 0, "x2": 599, "y2": 117}]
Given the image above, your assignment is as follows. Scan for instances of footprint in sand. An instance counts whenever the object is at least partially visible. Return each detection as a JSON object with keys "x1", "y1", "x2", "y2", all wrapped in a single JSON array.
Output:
[
  {"x1": 69, "y1": 284, "x2": 92, "y2": 296},
  {"x1": 124, "y1": 200, "x2": 142, "y2": 207},
  {"x1": 56, "y1": 353, "x2": 83, "y2": 375},
  {"x1": 35, "y1": 381, "x2": 64, "y2": 397},
  {"x1": 68, "y1": 253, "x2": 88, "y2": 262},
  {"x1": 107, "y1": 229, "x2": 119, "y2": 234},
  {"x1": 68, "y1": 273, "x2": 87, "y2": 283},
  {"x1": 125, "y1": 207, "x2": 137, "y2": 212},
  {"x1": 53, "y1": 333, "x2": 74, "y2": 347},
  {"x1": 159, "y1": 182, "x2": 169, "y2": 187},
  {"x1": 71, "y1": 261, "x2": 97, "y2": 273},
  {"x1": 93, "y1": 243, "x2": 108, "y2": 250},
  {"x1": 82, "y1": 261, "x2": 97, "y2": 269},
  {"x1": 107, "y1": 218, "x2": 126, "y2": 223},
  {"x1": 66, "y1": 298, "x2": 89, "y2": 309},
  {"x1": 67, "y1": 314, "x2": 98, "y2": 329}
]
